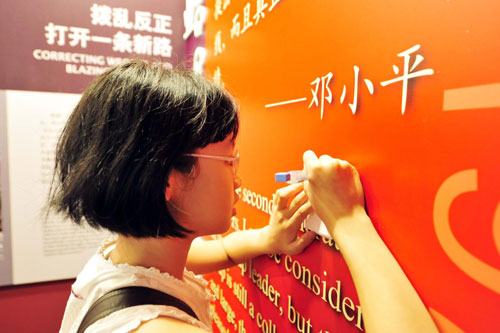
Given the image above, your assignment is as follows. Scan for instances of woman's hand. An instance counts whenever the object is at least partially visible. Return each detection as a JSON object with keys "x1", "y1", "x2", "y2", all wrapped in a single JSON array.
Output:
[
  {"x1": 263, "y1": 182, "x2": 316, "y2": 255},
  {"x1": 301, "y1": 151, "x2": 439, "y2": 333},
  {"x1": 188, "y1": 182, "x2": 315, "y2": 274},
  {"x1": 302, "y1": 150, "x2": 367, "y2": 237}
]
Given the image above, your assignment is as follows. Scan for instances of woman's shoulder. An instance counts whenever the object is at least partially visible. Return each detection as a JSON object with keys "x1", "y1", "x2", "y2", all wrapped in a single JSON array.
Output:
[{"x1": 131, "y1": 316, "x2": 210, "y2": 332}]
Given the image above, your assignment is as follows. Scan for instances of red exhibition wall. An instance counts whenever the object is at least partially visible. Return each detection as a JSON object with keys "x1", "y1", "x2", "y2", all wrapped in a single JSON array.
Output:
[
  {"x1": 203, "y1": 1, "x2": 500, "y2": 332},
  {"x1": 0, "y1": 280, "x2": 73, "y2": 332}
]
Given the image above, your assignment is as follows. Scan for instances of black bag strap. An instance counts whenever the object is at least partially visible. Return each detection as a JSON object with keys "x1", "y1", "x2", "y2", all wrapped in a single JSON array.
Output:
[{"x1": 77, "y1": 286, "x2": 198, "y2": 333}]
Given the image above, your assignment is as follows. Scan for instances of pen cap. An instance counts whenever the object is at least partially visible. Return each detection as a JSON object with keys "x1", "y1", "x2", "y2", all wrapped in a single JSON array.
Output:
[{"x1": 275, "y1": 172, "x2": 291, "y2": 182}]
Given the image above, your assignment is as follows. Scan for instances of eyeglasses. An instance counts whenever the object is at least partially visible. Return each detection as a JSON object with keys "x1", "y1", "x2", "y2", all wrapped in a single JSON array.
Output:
[{"x1": 185, "y1": 151, "x2": 239, "y2": 174}]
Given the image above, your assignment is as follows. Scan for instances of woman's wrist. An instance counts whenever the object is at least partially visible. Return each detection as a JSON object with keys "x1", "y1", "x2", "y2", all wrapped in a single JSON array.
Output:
[
  {"x1": 328, "y1": 208, "x2": 374, "y2": 245},
  {"x1": 257, "y1": 225, "x2": 276, "y2": 255},
  {"x1": 222, "y1": 228, "x2": 271, "y2": 265},
  {"x1": 221, "y1": 236, "x2": 237, "y2": 265}
]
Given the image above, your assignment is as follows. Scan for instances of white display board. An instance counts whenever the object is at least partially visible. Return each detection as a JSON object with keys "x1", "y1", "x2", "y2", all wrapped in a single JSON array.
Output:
[{"x1": 0, "y1": 90, "x2": 110, "y2": 285}]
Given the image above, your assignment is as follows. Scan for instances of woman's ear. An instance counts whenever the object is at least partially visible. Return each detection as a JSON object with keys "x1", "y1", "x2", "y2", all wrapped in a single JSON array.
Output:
[
  {"x1": 165, "y1": 185, "x2": 173, "y2": 201},
  {"x1": 165, "y1": 170, "x2": 181, "y2": 201}
]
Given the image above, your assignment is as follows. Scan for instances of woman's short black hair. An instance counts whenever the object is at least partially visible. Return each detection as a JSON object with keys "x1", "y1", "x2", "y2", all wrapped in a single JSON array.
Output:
[{"x1": 49, "y1": 59, "x2": 239, "y2": 238}]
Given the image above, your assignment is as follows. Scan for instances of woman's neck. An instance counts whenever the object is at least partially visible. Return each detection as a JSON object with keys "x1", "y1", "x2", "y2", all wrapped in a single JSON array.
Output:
[{"x1": 109, "y1": 234, "x2": 193, "y2": 280}]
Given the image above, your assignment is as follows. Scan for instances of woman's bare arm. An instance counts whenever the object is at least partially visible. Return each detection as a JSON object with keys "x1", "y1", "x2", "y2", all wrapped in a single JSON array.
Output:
[
  {"x1": 186, "y1": 183, "x2": 316, "y2": 274},
  {"x1": 302, "y1": 150, "x2": 438, "y2": 333}
]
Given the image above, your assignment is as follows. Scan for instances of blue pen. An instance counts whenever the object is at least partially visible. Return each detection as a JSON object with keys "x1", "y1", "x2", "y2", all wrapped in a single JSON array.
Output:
[{"x1": 274, "y1": 170, "x2": 307, "y2": 184}]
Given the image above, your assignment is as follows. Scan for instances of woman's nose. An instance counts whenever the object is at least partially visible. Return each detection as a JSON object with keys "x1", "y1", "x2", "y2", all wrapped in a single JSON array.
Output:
[{"x1": 234, "y1": 175, "x2": 242, "y2": 189}]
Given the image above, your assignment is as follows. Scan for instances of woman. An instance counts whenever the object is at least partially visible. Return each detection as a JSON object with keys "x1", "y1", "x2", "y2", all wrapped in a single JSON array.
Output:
[
  {"x1": 53, "y1": 60, "x2": 438, "y2": 332},
  {"x1": 54, "y1": 60, "x2": 316, "y2": 332}
]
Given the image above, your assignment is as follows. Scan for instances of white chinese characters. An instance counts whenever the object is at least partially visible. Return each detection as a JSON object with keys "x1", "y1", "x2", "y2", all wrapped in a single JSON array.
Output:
[
  {"x1": 183, "y1": 0, "x2": 207, "y2": 39},
  {"x1": 266, "y1": 44, "x2": 435, "y2": 119},
  {"x1": 380, "y1": 44, "x2": 434, "y2": 114},
  {"x1": 231, "y1": 0, "x2": 281, "y2": 39},
  {"x1": 44, "y1": 4, "x2": 174, "y2": 58},
  {"x1": 309, "y1": 72, "x2": 334, "y2": 120}
]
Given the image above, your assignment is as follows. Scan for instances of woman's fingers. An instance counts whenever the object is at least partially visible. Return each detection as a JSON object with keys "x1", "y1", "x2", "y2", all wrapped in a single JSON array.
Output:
[
  {"x1": 273, "y1": 182, "x2": 303, "y2": 210},
  {"x1": 303, "y1": 150, "x2": 319, "y2": 165},
  {"x1": 287, "y1": 231, "x2": 316, "y2": 255},
  {"x1": 287, "y1": 190, "x2": 308, "y2": 215},
  {"x1": 289, "y1": 201, "x2": 313, "y2": 230},
  {"x1": 302, "y1": 150, "x2": 318, "y2": 178}
]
